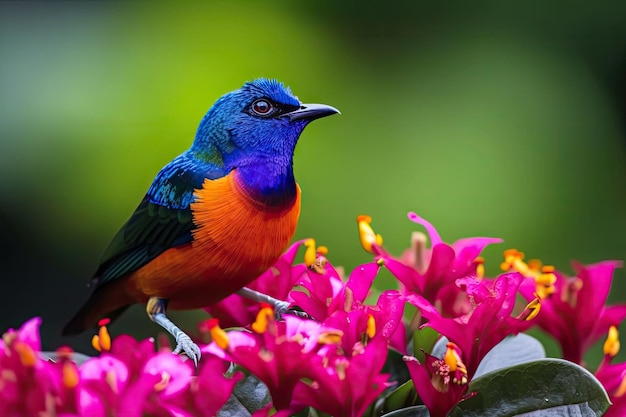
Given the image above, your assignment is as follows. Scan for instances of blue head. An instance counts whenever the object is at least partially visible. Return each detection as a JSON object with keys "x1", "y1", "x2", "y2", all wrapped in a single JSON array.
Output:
[
  {"x1": 189, "y1": 78, "x2": 338, "y2": 205},
  {"x1": 191, "y1": 78, "x2": 338, "y2": 171}
]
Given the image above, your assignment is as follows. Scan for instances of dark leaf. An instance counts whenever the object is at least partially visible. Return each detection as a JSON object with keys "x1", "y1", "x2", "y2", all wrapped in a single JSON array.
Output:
[
  {"x1": 218, "y1": 373, "x2": 271, "y2": 417},
  {"x1": 451, "y1": 358, "x2": 610, "y2": 417}
]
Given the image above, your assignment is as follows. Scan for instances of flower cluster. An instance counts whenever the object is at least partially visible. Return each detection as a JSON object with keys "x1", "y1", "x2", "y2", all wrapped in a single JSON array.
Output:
[
  {"x1": 2, "y1": 211, "x2": 625, "y2": 417},
  {"x1": 0, "y1": 318, "x2": 240, "y2": 417}
]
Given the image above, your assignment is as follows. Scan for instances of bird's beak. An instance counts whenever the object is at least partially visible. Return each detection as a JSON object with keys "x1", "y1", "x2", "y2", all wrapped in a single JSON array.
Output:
[{"x1": 284, "y1": 103, "x2": 340, "y2": 122}]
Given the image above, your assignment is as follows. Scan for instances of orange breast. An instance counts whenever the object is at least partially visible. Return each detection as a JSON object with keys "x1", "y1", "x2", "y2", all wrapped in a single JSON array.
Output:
[{"x1": 126, "y1": 170, "x2": 301, "y2": 309}]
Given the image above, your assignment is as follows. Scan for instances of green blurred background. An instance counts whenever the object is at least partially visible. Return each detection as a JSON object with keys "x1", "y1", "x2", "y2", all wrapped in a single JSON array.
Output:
[{"x1": 1, "y1": 1, "x2": 625, "y2": 366}]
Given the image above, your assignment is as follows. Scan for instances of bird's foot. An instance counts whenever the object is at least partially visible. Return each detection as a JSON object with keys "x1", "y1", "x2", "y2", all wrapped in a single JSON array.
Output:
[
  {"x1": 172, "y1": 332, "x2": 201, "y2": 367},
  {"x1": 273, "y1": 300, "x2": 311, "y2": 321},
  {"x1": 237, "y1": 287, "x2": 312, "y2": 320}
]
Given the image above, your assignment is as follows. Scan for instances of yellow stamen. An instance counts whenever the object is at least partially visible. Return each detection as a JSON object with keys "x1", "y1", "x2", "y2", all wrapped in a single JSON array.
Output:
[
  {"x1": 518, "y1": 295, "x2": 541, "y2": 321},
  {"x1": 91, "y1": 318, "x2": 112, "y2": 353},
  {"x1": 604, "y1": 325, "x2": 620, "y2": 358},
  {"x1": 443, "y1": 342, "x2": 468, "y2": 385},
  {"x1": 443, "y1": 343, "x2": 460, "y2": 372},
  {"x1": 98, "y1": 325, "x2": 111, "y2": 352},
  {"x1": 474, "y1": 256, "x2": 485, "y2": 279},
  {"x1": 357, "y1": 215, "x2": 383, "y2": 254},
  {"x1": 366, "y1": 314, "x2": 376, "y2": 339},
  {"x1": 318, "y1": 330, "x2": 344, "y2": 345},
  {"x1": 500, "y1": 249, "x2": 534, "y2": 275},
  {"x1": 154, "y1": 371, "x2": 171, "y2": 392},
  {"x1": 251, "y1": 303, "x2": 274, "y2": 334},
  {"x1": 304, "y1": 238, "x2": 317, "y2": 267},
  {"x1": 91, "y1": 335, "x2": 102, "y2": 352},
  {"x1": 14, "y1": 341, "x2": 37, "y2": 367},
  {"x1": 535, "y1": 266, "x2": 557, "y2": 299},
  {"x1": 62, "y1": 362, "x2": 79, "y2": 389},
  {"x1": 206, "y1": 318, "x2": 229, "y2": 349}
]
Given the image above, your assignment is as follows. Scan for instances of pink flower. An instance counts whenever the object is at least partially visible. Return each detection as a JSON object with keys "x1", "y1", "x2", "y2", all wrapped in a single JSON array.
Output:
[
  {"x1": 204, "y1": 309, "x2": 342, "y2": 411},
  {"x1": 381, "y1": 212, "x2": 501, "y2": 315},
  {"x1": 293, "y1": 336, "x2": 393, "y2": 417},
  {"x1": 519, "y1": 260, "x2": 626, "y2": 364},
  {"x1": 407, "y1": 273, "x2": 537, "y2": 378},
  {"x1": 403, "y1": 343, "x2": 468, "y2": 417},
  {"x1": 291, "y1": 260, "x2": 382, "y2": 322},
  {"x1": 595, "y1": 326, "x2": 626, "y2": 417}
]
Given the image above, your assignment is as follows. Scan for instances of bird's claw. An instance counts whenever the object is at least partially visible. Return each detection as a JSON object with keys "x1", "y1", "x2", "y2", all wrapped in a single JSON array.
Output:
[
  {"x1": 172, "y1": 333, "x2": 201, "y2": 367},
  {"x1": 273, "y1": 300, "x2": 311, "y2": 320}
]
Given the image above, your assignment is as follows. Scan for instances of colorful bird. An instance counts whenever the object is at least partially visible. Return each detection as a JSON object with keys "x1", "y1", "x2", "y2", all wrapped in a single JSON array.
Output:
[{"x1": 62, "y1": 78, "x2": 339, "y2": 364}]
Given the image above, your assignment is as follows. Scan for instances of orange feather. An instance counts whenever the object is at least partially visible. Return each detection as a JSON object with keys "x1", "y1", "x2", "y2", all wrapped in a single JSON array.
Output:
[{"x1": 124, "y1": 169, "x2": 301, "y2": 310}]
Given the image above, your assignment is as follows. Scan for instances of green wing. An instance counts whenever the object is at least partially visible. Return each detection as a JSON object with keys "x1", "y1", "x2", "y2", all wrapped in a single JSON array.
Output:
[{"x1": 92, "y1": 197, "x2": 195, "y2": 287}]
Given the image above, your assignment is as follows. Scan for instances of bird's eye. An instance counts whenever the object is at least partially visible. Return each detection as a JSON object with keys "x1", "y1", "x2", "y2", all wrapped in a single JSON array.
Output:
[{"x1": 250, "y1": 99, "x2": 274, "y2": 116}]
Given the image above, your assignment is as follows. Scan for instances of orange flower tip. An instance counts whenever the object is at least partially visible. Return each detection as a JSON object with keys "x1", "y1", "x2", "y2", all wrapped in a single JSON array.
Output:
[
  {"x1": 317, "y1": 245, "x2": 328, "y2": 255},
  {"x1": 14, "y1": 342, "x2": 37, "y2": 367},
  {"x1": 604, "y1": 325, "x2": 620, "y2": 358},
  {"x1": 474, "y1": 256, "x2": 484, "y2": 264},
  {"x1": 208, "y1": 323, "x2": 229, "y2": 350},
  {"x1": 62, "y1": 362, "x2": 79, "y2": 389},
  {"x1": 252, "y1": 305, "x2": 274, "y2": 334},
  {"x1": 91, "y1": 335, "x2": 102, "y2": 352},
  {"x1": 358, "y1": 215, "x2": 382, "y2": 254},
  {"x1": 527, "y1": 259, "x2": 543, "y2": 271},
  {"x1": 98, "y1": 325, "x2": 112, "y2": 352},
  {"x1": 366, "y1": 314, "x2": 376, "y2": 339},
  {"x1": 541, "y1": 265, "x2": 555, "y2": 273},
  {"x1": 356, "y1": 215, "x2": 372, "y2": 224},
  {"x1": 98, "y1": 318, "x2": 111, "y2": 327}
]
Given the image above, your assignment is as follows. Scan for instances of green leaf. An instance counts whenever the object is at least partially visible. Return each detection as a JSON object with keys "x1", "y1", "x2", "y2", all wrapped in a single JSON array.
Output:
[
  {"x1": 218, "y1": 373, "x2": 271, "y2": 417},
  {"x1": 451, "y1": 358, "x2": 611, "y2": 417},
  {"x1": 413, "y1": 326, "x2": 439, "y2": 362},
  {"x1": 381, "y1": 379, "x2": 420, "y2": 414},
  {"x1": 381, "y1": 405, "x2": 431, "y2": 416}
]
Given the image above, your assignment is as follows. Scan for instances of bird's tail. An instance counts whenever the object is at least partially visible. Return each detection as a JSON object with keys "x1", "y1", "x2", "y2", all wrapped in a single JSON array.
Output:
[{"x1": 62, "y1": 285, "x2": 131, "y2": 336}]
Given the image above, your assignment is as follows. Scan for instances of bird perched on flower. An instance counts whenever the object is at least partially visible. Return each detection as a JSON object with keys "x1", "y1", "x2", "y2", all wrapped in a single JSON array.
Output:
[{"x1": 63, "y1": 78, "x2": 339, "y2": 364}]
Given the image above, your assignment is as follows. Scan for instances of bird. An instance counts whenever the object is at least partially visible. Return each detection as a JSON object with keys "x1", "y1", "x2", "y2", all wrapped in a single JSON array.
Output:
[{"x1": 62, "y1": 78, "x2": 339, "y2": 364}]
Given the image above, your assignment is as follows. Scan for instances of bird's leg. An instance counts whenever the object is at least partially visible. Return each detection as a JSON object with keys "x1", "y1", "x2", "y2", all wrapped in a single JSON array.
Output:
[
  {"x1": 236, "y1": 287, "x2": 310, "y2": 320},
  {"x1": 146, "y1": 297, "x2": 201, "y2": 366}
]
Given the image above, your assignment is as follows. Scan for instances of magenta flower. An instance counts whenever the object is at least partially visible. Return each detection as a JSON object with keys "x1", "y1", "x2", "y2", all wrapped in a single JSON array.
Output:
[
  {"x1": 291, "y1": 260, "x2": 382, "y2": 322},
  {"x1": 595, "y1": 326, "x2": 626, "y2": 417},
  {"x1": 204, "y1": 310, "x2": 343, "y2": 411},
  {"x1": 403, "y1": 343, "x2": 469, "y2": 417},
  {"x1": 204, "y1": 240, "x2": 307, "y2": 328},
  {"x1": 407, "y1": 272, "x2": 536, "y2": 378},
  {"x1": 381, "y1": 212, "x2": 501, "y2": 314},
  {"x1": 292, "y1": 336, "x2": 393, "y2": 417},
  {"x1": 0, "y1": 317, "x2": 71, "y2": 417},
  {"x1": 519, "y1": 260, "x2": 626, "y2": 364}
]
